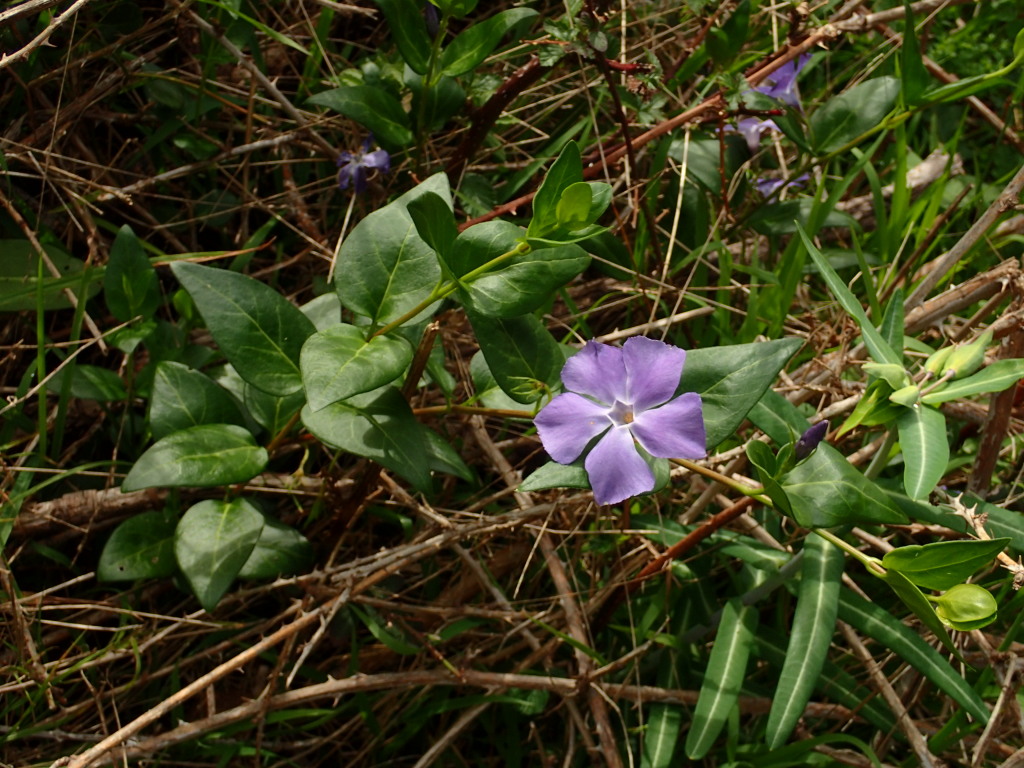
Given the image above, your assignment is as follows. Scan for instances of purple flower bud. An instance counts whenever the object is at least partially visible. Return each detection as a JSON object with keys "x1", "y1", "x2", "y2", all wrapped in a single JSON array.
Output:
[
  {"x1": 534, "y1": 337, "x2": 706, "y2": 506},
  {"x1": 794, "y1": 420, "x2": 829, "y2": 461}
]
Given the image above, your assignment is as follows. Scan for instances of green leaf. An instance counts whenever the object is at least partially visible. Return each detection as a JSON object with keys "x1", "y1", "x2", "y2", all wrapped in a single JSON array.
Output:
[
  {"x1": 680, "y1": 338, "x2": 802, "y2": 450},
  {"x1": 170, "y1": 261, "x2": 316, "y2": 396},
  {"x1": 896, "y1": 405, "x2": 948, "y2": 500},
  {"x1": 406, "y1": 71, "x2": 466, "y2": 133},
  {"x1": 300, "y1": 324, "x2": 412, "y2": 411},
  {"x1": 374, "y1": 0, "x2": 431, "y2": 73},
  {"x1": 237, "y1": 514, "x2": 313, "y2": 580},
  {"x1": 423, "y1": 428, "x2": 474, "y2": 481},
  {"x1": 148, "y1": 361, "x2": 247, "y2": 440},
  {"x1": 921, "y1": 359, "x2": 1024, "y2": 405},
  {"x1": 781, "y1": 443, "x2": 907, "y2": 527},
  {"x1": 439, "y1": 8, "x2": 538, "y2": 77},
  {"x1": 301, "y1": 386, "x2": 432, "y2": 491},
  {"x1": 838, "y1": 588, "x2": 987, "y2": 719},
  {"x1": 882, "y1": 538, "x2": 1010, "y2": 591},
  {"x1": 527, "y1": 142, "x2": 583, "y2": 239},
  {"x1": 307, "y1": 85, "x2": 413, "y2": 151},
  {"x1": 104, "y1": 224, "x2": 160, "y2": 322},
  {"x1": 555, "y1": 182, "x2": 594, "y2": 230},
  {"x1": 519, "y1": 460, "x2": 590, "y2": 492},
  {"x1": 336, "y1": 174, "x2": 450, "y2": 326},
  {"x1": 97, "y1": 510, "x2": 177, "y2": 581},
  {"x1": 123, "y1": 424, "x2": 268, "y2": 491},
  {"x1": 50, "y1": 365, "x2": 127, "y2": 401},
  {"x1": 0, "y1": 239, "x2": 100, "y2": 312},
  {"x1": 810, "y1": 76, "x2": 900, "y2": 154},
  {"x1": 798, "y1": 226, "x2": 902, "y2": 367},
  {"x1": 350, "y1": 604, "x2": 421, "y2": 655},
  {"x1": 456, "y1": 222, "x2": 590, "y2": 317},
  {"x1": 766, "y1": 533, "x2": 843, "y2": 748},
  {"x1": 899, "y1": 2, "x2": 929, "y2": 105},
  {"x1": 643, "y1": 703, "x2": 683, "y2": 768},
  {"x1": 468, "y1": 312, "x2": 564, "y2": 404},
  {"x1": 877, "y1": 567, "x2": 963, "y2": 660},
  {"x1": 407, "y1": 191, "x2": 458, "y2": 266},
  {"x1": 880, "y1": 288, "x2": 905, "y2": 355},
  {"x1": 686, "y1": 597, "x2": 757, "y2": 758},
  {"x1": 175, "y1": 498, "x2": 265, "y2": 611},
  {"x1": 748, "y1": 201, "x2": 856, "y2": 235}
]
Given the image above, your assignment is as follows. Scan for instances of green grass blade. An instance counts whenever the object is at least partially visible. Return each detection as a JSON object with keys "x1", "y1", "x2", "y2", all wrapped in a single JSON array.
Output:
[{"x1": 765, "y1": 532, "x2": 844, "y2": 748}]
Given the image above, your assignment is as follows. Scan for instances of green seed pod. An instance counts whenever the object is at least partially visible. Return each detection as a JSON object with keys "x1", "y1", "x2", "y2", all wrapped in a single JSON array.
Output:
[
  {"x1": 933, "y1": 583, "x2": 998, "y2": 631},
  {"x1": 923, "y1": 345, "x2": 955, "y2": 378},
  {"x1": 889, "y1": 384, "x2": 921, "y2": 406},
  {"x1": 944, "y1": 329, "x2": 993, "y2": 380}
]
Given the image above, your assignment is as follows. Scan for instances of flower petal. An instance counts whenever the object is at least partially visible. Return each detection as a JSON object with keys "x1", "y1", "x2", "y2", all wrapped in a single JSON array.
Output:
[
  {"x1": 584, "y1": 426, "x2": 655, "y2": 505},
  {"x1": 630, "y1": 392, "x2": 706, "y2": 459},
  {"x1": 561, "y1": 341, "x2": 626, "y2": 405},
  {"x1": 535, "y1": 392, "x2": 611, "y2": 464},
  {"x1": 623, "y1": 336, "x2": 686, "y2": 411},
  {"x1": 337, "y1": 163, "x2": 354, "y2": 190},
  {"x1": 363, "y1": 149, "x2": 390, "y2": 172}
]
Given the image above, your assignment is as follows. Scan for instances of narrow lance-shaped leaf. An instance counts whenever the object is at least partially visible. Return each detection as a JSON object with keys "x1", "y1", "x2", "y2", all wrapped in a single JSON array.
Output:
[
  {"x1": 642, "y1": 704, "x2": 683, "y2": 768},
  {"x1": 686, "y1": 596, "x2": 759, "y2": 759},
  {"x1": 766, "y1": 532, "x2": 844, "y2": 748},
  {"x1": 104, "y1": 224, "x2": 160, "y2": 322},
  {"x1": 921, "y1": 359, "x2": 1024, "y2": 405},
  {"x1": 439, "y1": 8, "x2": 538, "y2": 77},
  {"x1": 882, "y1": 538, "x2": 1010, "y2": 591}
]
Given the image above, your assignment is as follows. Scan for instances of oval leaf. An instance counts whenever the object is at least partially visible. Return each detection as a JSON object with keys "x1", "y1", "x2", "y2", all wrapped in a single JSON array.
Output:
[
  {"x1": 307, "y1": 85, "x2": 413, "y2": 151},
  {"x1": 439, "y1": 8, "x2": 538, "y2": 77},
  {"x1": 149, "y1": 361, "x2": 247, "y2": 440},
  {"x1": 170, "y1": 262, "x2": 315, "y2": 396},
  {"x1": 468, "y1": 311, "x2": 564, "y2": 403},
  {"x1": 123, "y1": 424, "x2": 268, "y2": 491},
  {"x1": 238, "y1": 514, "x2": 314, "y2": 580},
  {"x1": 896, "y1": 404, "x2": 949, "y2": 500},
  {"x1": 882, "y1": 538, "x2": 1011, "y2": 591},
  {"x1": 301, "y1": 323, "x2": 412, "y2": 411},
  {"x1": 810, "y1": 76, "x2": 900, "y2": 154},
  {"x1": 175, "y1": 498, "x2": 265, "y2": 611},
  {"x1": 98, "y1": 510, "x2": 177, "y2": 581},
  {"x1": 104, "y1": 224, "x2": 160, "y2": 322}
]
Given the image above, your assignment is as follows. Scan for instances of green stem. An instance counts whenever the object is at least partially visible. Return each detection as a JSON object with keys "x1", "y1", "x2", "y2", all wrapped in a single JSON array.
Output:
[
  {"x1": 371, "y1": 241, "x2": 531, "y2": 339},
  {"x1": 672, "y1": 458, "x2": 771, "y2": 504},
  {"x1": 812, "y1": 528, "x2": 886, "y2": 576},
  {"x1": 414, "y1": 403, "x2": 535, "y2": 418},
  {"x1": 863, "y1": 428, "x2": 896, "y2": 480},
  {"x1": 414, "y1": 11, "x2": 450, "y2": 162}
]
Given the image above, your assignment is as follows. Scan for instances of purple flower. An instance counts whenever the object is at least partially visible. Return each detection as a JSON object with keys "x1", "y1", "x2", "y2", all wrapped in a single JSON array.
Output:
[
  {"x1": 337, "y1": 136, "x2": 390, "y2": 194},
  {"x1": 733, "y1": 54, "x2": 810, "y2": 152},
  {"x1": 535, "y1": 337, "x2": 706, "y2": 506},
  {"x1": 755, "y1": 173, "x2": 809, "y2": 198}
]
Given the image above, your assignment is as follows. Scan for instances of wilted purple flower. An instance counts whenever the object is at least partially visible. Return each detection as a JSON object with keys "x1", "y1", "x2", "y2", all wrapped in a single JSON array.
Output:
[
  {"x1": 794, "y1": 419, "x2": 829, "y2": 461},
  {"x1": 337, "y1": 136, "x2": 390, "y2": 194},
  {"x1": 755, "y1": 173, "x2": 810, "y2": 198},
  {"x1": 535, "y1": 337, "x2": 706, "y2": 506}
]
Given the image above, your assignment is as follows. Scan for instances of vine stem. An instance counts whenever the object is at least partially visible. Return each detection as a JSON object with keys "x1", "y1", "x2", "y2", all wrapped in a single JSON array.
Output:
[
  {"x1": 812, "y1": 528, "x2": 886, "y2": 576},
  {"x1": 672, "y1": 458, "x2": 771, "y2": 503}
]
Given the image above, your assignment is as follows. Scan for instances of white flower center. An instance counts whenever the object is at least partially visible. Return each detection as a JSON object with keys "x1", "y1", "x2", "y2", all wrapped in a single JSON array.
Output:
[{"x1": 608, "y1": 400, "x2": 635, "y2": 427}]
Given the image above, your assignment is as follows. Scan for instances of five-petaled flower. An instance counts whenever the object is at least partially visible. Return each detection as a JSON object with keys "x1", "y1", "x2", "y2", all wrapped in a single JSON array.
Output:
[
  {"x1": 337, "y1": 136, "x2": 390, "y2": 194},
  {"x1": 535, "y1": 337, "x2": 706, "y2": 506}
]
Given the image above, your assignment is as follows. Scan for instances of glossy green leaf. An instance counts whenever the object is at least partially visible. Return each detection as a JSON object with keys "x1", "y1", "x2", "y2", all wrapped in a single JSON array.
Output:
[
  {"x1": 680, "y1": 338, "x2": 802, "y2": 451},
  {"x1": 170, "y1": 261, "x2": 315, "y2": 396},
  {"x1": 896, "y1": 404, "x2": 948, "y2": 500},
  {"x1": 97, "y1": 510, "x2": 177, "y2": 581},
  {"x1": 469, "y1": 312, "x2": 564, "y2": 403},
  {"x1": 798, "y1": 226, "x2": 902, "y2": 367},
  {"x1": 301, "y1": 386, "x2": 432, "y2": 492},
  {"x1": 237, "y1": 514, "x2": 313, "y2": 580},
  {"x1": 336, "y1": 174, "x2": 450, "y2": 326},
  {"x1": 838, "y1": 588, "x2": 987, "y2": 720},
  {"x1": 765, "y1": 533, "x2": 843, "y2": 748},
  {"x1": 0, "y1": 239, "x2": 100, "y2": 312},
  {"x1": 104, "y1": 224, "x2": 160, "y2": 322},
  {"x1": 407, "y1": 191, "x2": 458, "y2": 266},
  {"x1": 810, "y1": 76, "x2": 900, "y2": 153},
  {"x1": 307, "y1": 85, "x2": 412, "y2": 151},
  {"x1": 439, "y1": 7, "x2": 538, "y2": 77},
  {"x1": 175, "y1": 498, "x2": 265, "y2": 611},
  {"x1": 838, "y1": 379, "x2": 903, "y2": 435},
  {"x1": 781, "y1": 443, "x2": 906, "y2": 527},
  {"x1": 123, "y1": 424, "x2": 268, "y2": 491},
  {"x1": 877, "y1": 567, "x2": 963, "y2": 660},
  {"x1": 686, "y1": 597, "x2": 757, "y2": 758},
  {"x1": 519, "y1": 460, "x2": 590, "y2": 492},
  {"x1": 643, "y1": 703, "x2": 683, "y2": 768},
  {"x1": 148, "y1": 361, "x2": 247, "y2": 440},
  {"x1": 747, "y1": 389, "x2": 807, "y2": 444},
  {"x1": 883, "y1": 538, "x2": 1010, "y2": 591},
  {"x1": 300, "y1": 324, "x2": 412, "y2": 411},
  {"x1": 527, "y1": 142, "x2": 583, "y2": 239},
  {"x1": 880, "y1": 288, "x2": 905, "y2": 354},
  {"x1": 921, "y1": 359, "x2": 1024, "y2": 405},
  {"x1": 374, "y1": 0, "x2": 431, "y2": 73},
  {"x1": 746, "y1": 441, "x2": 794, "y2": 518},
  {"x1": 555, "y1": 182, "x2": 594, "y2": 230},
  {"x1": 423, "y1": 428, "x2": 474, "y2": 481},
  {"x1": 406, "y1": 70, "x2": 466, "y2": 133},
  {"x1": 457, "y1": 222, "x2": 589, "y2": 317}
]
